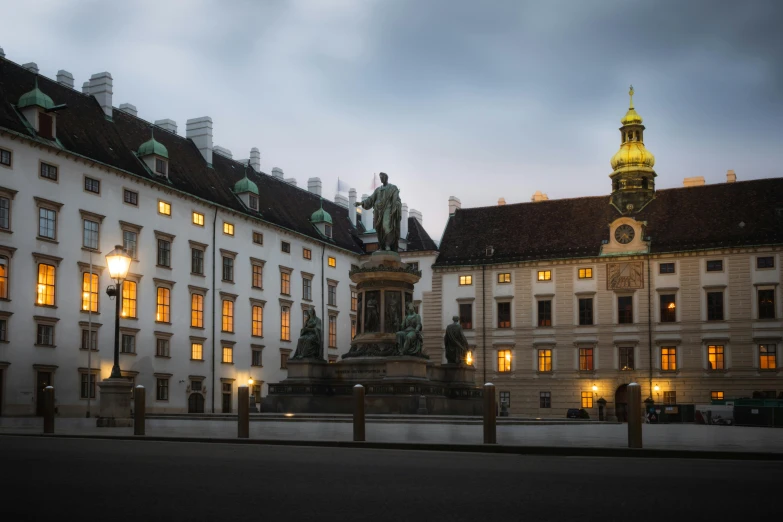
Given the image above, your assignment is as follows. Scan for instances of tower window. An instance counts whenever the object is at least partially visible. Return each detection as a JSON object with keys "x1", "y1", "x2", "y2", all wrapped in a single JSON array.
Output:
[
  {"x1": 641, "y1": 177, "x2": 648, "y2": 190},
  {"x1": 613, "y1": 180, "x2": 619, "y2": 192}
]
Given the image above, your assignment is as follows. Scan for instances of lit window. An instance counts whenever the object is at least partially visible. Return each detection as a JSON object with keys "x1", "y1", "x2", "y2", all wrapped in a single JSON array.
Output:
[
  {"x1": 328, "y1": 284, "x2": 337, "y2": 306},
  {"x1": 759, "y1": 344, "x2": 777, "y2": 369},
  {"x1": 329, "y1": 315, "x2": 337, "y2": 348},
  {"x1": 156, "y1": 338, "x2": 170, "y2": 357},
  {"x1": 351, "y1": 291, "x2": 358, "y2": 311},
  {"x1": 538, "y1": 349, "x2": 552, "y2": 372},
  {"x1": 537, "y1": 270, "x2": 551, "y2": 281},
  {"x1": 663, "y1": 391, "x2": 676, "y2": 405},
  {"x1": 222, "y1": 300, "x2": 234, "y2": 332},
  {"x1": 253, "y1": 232, "x2": 263, "y2": 245},
  {"x1": 459, "y1": 275, "x2": 472, "y2": 286},
  {"x1": 156, "y1": 378, "x2": 169, "y2": 400},
  {"x1": 303, "y1": 248, "x2": 312, "y2": 260},
  {"x1": 36, "y1": 324, "x2": 54, "y2": 346},
  {"x1": 303, "y1": 278, "x2": 312, "y2": 301},
  {"x1": 192, "y1": 212, "x2": 204, "y2": 226},
  {"x1": 351, "y1": 318, "x2": 357, "y2": 339},
  {"x1": 81, "y1": 272, "x2": 98, "y2": 312},
  {"x1": 191, "y1": 294, "x2": 204, "y2": 328},
  {"x1": 83, "y1": 220, "x2": 99, "y2": 250},
  {"x1": 191, "y1": 343, "x2": 203, "y2": 360},
  {"x1": 123, "y1": 189, "x2": 138, "y2": 206},
  {"x1": 497, "y1": 273, "x2": 511, "y2": 284},
  {"x1": 121, "y1": 281, "x2": 137, "y2": 318},
  {"x1": 711, "y1": 391, "x2": 724, "y2": 401},
  {"x1": 578, "y1": 268, "x2": 592, "y2": 279},
  {"x1": 36, "y1": 264, "x2": 56, "y2": 306},
  {"x1": 222, "y1": 346, "x2": 233, "y2": 364},
  {"x1": 158, "y1": 200, "x2": 171, "y2": 216},
  {"x1": 223, "y1": 222, "x2": 234, "y2": 236},
  {"x1": 497, "y1": 350, "x2": 512, "y2": 372},
  {"x1": 581, "y1": 392, "x2": 593, "y2": 408},
  {"x1": 579, "y1": 347, "x2": 594, "y2": 371},
  {"x1": 0, "y1": 256, "x2": 7, "y2": 299},
  {"x1": 660, "y1": 294, "x2": 676, "y2": 322},
  {"x1": 281, "y1": 306, "x2": 290, "y2": 341},
  {"x1": 328, "y1": 256, "x2": 336, "y2": 268},
  {"x1": 281, "y1": 271, "x2": 290, "y2": 295},
  {"x1": 40, "y1": 162, "x2": 58, "y2": 181},
  {"x1": 249, "y1": 264, "x2": 263, "y2": 288},
  {"x1": 708, "y1": 345, "x2": 724, "y2": 370},
  {"x1": 156, "y1": 287, "x2": 171, "y2": 322},
  {"x1": 38, "y1": 207, "x2": 56, "y2": 239},
  {"x1": 252, "y1": 306, "x2": 263, "y2": 337},
  {"x1": 84, "y1": 176, "x2": 100, "y2": 194},
  {"x1": 661, "y1": 347, "x2": 677, "y2": 371}
]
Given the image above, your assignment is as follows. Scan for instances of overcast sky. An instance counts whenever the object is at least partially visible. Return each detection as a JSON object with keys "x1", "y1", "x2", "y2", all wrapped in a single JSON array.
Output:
[{"x1": 2, "y1": 0, "x2": 781, "y2": 241}]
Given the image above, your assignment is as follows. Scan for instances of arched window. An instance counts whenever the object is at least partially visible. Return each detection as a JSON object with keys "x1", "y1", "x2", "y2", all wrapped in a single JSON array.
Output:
[{"x1": 613, "y1": 180, "x2": 619, "y2": 192}]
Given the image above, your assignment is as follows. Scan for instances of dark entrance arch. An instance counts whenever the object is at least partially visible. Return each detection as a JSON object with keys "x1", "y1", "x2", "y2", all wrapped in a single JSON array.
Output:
[
  {"x1": 188, "y1": 393, "x2": 205, "y2": 414},
  {"x1": 615, "y1": 384, "x2": 628, "y2": 422}
]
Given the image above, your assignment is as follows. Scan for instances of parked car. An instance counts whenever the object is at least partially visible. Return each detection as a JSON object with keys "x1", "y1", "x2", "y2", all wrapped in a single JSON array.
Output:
[{"x1": 567, "y1": 408, "x2": 590, "y2": 419}]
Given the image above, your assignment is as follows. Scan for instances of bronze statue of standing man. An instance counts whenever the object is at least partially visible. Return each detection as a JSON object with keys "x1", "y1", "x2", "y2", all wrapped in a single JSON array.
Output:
[{"x1": 355, "y1": 172, "x2": 402, "y2": 252}]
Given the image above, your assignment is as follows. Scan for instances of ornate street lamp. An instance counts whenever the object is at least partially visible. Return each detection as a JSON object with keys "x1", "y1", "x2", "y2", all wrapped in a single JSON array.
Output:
[{"x1": 105, "y1": 245, "x2": 132, "y2": 379}]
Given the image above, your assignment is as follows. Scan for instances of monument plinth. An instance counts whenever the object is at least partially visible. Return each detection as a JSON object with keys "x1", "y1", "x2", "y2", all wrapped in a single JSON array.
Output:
[{"x1": 96, "y1": 377, "x2": 134, "y2": 427}]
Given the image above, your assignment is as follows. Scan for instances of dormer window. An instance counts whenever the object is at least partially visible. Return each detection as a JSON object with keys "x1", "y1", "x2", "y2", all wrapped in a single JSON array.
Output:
[
  {"x1": 17, "y1": 78, "x2": 59, "y2": 141},
  {"x1": 38, "y1": 112, "x2": 54, "y2": 140},
  {"x1": 310, "y1": 199, "x2": 333, "y2": 239},
  {"x1": 249, "y1": 195, "x2": 258, "y2": 211},
  {"x1": 325, "y1": 224, "x2": 333, "y2": 238},
  {"x1": 155, "y1": 158, "x2": 168, "y2": 176},
  {"x1": 138, "y1": 130, "x2": 170, "y2": 178}
]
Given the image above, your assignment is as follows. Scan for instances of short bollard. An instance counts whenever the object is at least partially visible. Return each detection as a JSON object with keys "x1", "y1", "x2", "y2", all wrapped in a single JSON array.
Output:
[
  {"x1": 627, "y1": 382, "x2": 642, "y2": 449},
  {"x1": 238, "y1": 386, "x2": 249, "y2": 439},
  {"x1": 134, "y1": 385, "x2": 145, "y2": 436},
  {"x1": 43, "y1": 386, "x2": 55, "y2": 434},
  {"x1": 483, "y1": 383, "x2": 496, "y2": 444},
  {"x1": 353, "y1": 384, "x2": 365, "y2": 442}
]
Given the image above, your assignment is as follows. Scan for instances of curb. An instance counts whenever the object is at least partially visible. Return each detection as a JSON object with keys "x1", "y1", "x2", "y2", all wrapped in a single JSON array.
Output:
[{"x1": 2, "y1": 432, "x2": 781, "y2": 461}]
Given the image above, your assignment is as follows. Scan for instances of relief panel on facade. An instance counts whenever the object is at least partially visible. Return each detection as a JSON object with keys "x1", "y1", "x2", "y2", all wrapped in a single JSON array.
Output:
[{"x1": 606, "y1": 261, "x2": 644, "y2": 290}]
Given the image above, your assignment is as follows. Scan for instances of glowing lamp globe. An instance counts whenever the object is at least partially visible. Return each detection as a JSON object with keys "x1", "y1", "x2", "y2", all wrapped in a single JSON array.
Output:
[{"x1": 106, "y1": 245, "x2": 132, "y2": 280}]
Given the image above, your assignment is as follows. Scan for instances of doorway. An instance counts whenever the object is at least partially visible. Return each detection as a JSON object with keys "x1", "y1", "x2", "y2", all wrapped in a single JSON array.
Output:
[
  {"x1": 188, "y1": 393, "x2": 205, "y2": 414},
  {"x1": 36, "y1": 371, "x2": 52, "y2": 416}
]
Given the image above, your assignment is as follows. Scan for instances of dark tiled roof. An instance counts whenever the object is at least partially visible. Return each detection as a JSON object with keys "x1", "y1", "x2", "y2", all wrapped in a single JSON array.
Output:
[
  {"x1": 0, "y1": 58, "x2": 364, "y2": 254},
  {"x1": 406, "y1": 217, "x2": 438, "y2": 252},
  {"x1": 435, "y1": 178, "x2": 783, "y2": 266}
]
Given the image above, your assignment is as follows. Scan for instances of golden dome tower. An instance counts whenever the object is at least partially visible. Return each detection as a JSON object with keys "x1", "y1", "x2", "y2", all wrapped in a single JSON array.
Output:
[{"x1": 609, "y1": 86, "x2": 657, "y2": 214}]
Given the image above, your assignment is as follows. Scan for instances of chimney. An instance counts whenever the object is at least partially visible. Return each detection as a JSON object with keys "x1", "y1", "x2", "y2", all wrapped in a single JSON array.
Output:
[
  {"x1": 334, "y1": 193, "x2": 349, "y2": 208},
  {"x1": 401, "y1": 203, "x2": 409, "y2": 240},
  {"x1": 249, "y1": 147, "x2": 261, "y2": 172},
  {"x1": 186, "y1": 117, "x2": 213, "y2": 165},
  {"x1": 89, "y1": 72, "x2": 113, "y2": 118},
  {"x1": 726, "y1": 170, "x2": 737, "y2": 183},
  {"x1": 348, "y1": 189, "x2": 358, "y2": 226},
  {"x1": 155, "y1": 119, "x2": 177, "y2": 134},
  {"x1": 82, "y1": 81, "x2": 90, "y2": 94},
  {"x1": 498, "y1": 197, "x2": 506, "y2": 206},
  {"x1": 271, "y1": 167, "x2": 284, "y2": 180},
  {"x1": 410, "y1": 209, "x2": 423, "y2": 225},
  {"x1": 23, "y1": 62, "x2": 39, "y2": 74},
  {"x1": 0, "y1": 47, "x2": 5, "y2": 58},
  {"x1": 531, "y1": 190, "x2": 549, "y2": 202},
  {"x1": 213, "y1": 145, "x2": 232, "y2": 159},
  {"x1": 285, "y1": 178, "x2": 297, "y2": 186},
  {"x1": 683, "y1": 176, "x2": 705, "y2": 187},
  {"x1": 448, "y1": 196, "x2": 461, "y2": 215},
  {"x1": 119, "y1": 103, "x2": 137, "y2": 117},
  {"x1": 361, "y1": 194, "x2": 373, "y2": 230},
  {"x1": 307, "y1": 177, "x2": 322, "y2": 196},
  {"x1": 56, "y1": 70, "x2": 74, "y2": 89}
]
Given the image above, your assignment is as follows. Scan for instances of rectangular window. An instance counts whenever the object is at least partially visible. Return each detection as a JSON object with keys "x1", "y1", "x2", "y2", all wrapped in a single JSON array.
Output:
[
  {"x1": 156, "y1": 338, "x2": 170, "y2": 357},
  {"x1": 408, "y1": 262, "x2": 419, "y2": 271},
  {"x1": 223, "y1": 222, "x2": 234, "y2": 236},
  {"x1": 329, "y1": 315, "x2": 337, "y2": 348},
  {"x1": 36, "y1": 324, "x2": 54, "y2": 346},
  {"x1": 81, "y1": 272, "x2": 98, "y2": 312},
  {"x1": 0, "y1": 148, "x2": 11, "y2": 166},
  {"x1": 537, "y1": 270, "x2": 551, "y2": 281},
  {"x1": 538, "y1": 349, "x2": 552, "y2": 372},
  {"x1": 122, "y1": 230, "x2": 137, "y2": 259},
  {"x1": 708, "y1": 345, "x2": 724, "y2": 370},
  {"x1": 759, "y1": 344, "x2": 777, "y2": 369},
  {"x1": 222, "y1": 346, "x2": 233, "y2": 364},
  {"x1": 123, "y1": 189, "x2": 138, "y2": 206},
  {"x1": 497, "y1": 302, "x2": 511, "y2": 328},
  {"x1": 80, "y1": 373, "x2": 97, "y2": 399},
  {"x1": 707, "y1": 291, "x2": 724, "y2": 321},
  {"x1": 192, "y1": 212, "x2": 204, "y2": 226},
  {"x1": 84, "y1": 176, "x2": 100, "y2": 194},
  {"x1": 121, "y1": 281, "x2": 137, "y2": 318},
  {"x1": 659, "y1": 262, "x2": 675, "y2": 274},
  {"x1": 222, "y1": 300, "x2": 234, "y2": 332},
  {"x1": 155, "y1": 158, "x2": 167, "y2": 175},
  {"x1": 252, "y1": 348, "x2": 263, "y2": 367},
  {"x1": 328, "y1": 257, "x2": 336, "y2": 268},
  {"x1": 711, "y1": 391, "x2": 724, "y2": 401},
  {"x1": 303, "y1": 277, "x2": 312, "y2": 300},
  {"x1": 661, "y1": 347, "x2": 677, "y2": 371},
  {"x1": 497, "y1": 350, "x2": 512, "y2": 372},
  {"x1": 757, "y1": 256, "x2": 774, "y2": 269},
  {"x1": 0, "y1": 256, "x2": 7, "y2": 299},
  {"x1": 191, "y1": 343, "x2": 203, "y2": 361},
  {"x1": 121, "y1": 334, "x2": 135, "y2": 353},
  {"x1": 281, "y1": 351, "x2": 289, "y2": 369},
  {"x1": 537, "y1": 300, "x2": 552, "y2": 327},
  {"x1": 578, "y1": 298, "x2": 593, "y2": 326},
  {"x1": 660, "y1": 294, "x2": 676, "y2": 322},
  {"x1": 281, "y1": 241, "x2": 290, "y2": 253},
  {"x1": 663, "y1": 391, "x2": 676, "y2": 405},
  {"x1": 252, "y1": 264, "x2": 263, "y2": 288},
  {"x1": 303, "y1": 248, "x2": 312, "y2": 260},
  {"x1": 758, "y1": 289, "x2": 775, "y2": 319},
  {"x1": 578, "y1": 268, "x2": 592, "y2": 279},
  {"x1": 81, "y1": 329, "x2": 97, "y2": 350},
  {"x1": 328, "y1": 284, "x2": 337, "y2": 306},
  {"x1": 157, "y1": 239, "x2": 171, "y2": 267},
  {"x1": 156, "y1": 287, "x2": 171, "y2": 323},
  {"x1": 0, "y1": 319, "x2": 6, "y2": 342},
  {"x1": 459, "y1": 275, "x2": 472, "y2": 286},
  {"x1": 281, "y1": 306, "x2": 290, "y2": 341},
  {"x1": 459, "y1": 303, "x2": 472, "y2": 329},
  {"x1": 619, "y1": 347, "x2": 634, "y2": 370},
  {"x1": 281, "y1": 272, "x2": 290, "y2": 295},
  {"x1": 351, "y1": 290, "x2": 358, "y2": 312},
  {"x1": 191, "y1": 248, "x2": 204, "y2": 275},
  {"x1": 36, "y1": 264, "x2": 56, "y2": 306},
  {"x1": 253, "y1": 232, "x2": 263, "y2": 245},
  {"x1": 0, "y1": 196, "x2": 9, "y2": 230},
  {"x1": 618, "y1": 296, "x2": 633, "y2": 324},
  {"x1": 579, "y1": 347, "x2": 594, "y2": 371},
  {"x1": 497, "y1": 273, "x2": 511, "y2": 284},
  {"x1": 324, "y1": 224, "x2": 333, "y2": 238},
  {"x1": 222, "y1": 256, "x2": 234, "y2": 282},
  {"x1": 158, "y1": 200, "x2": 171, "y2": 216},
  {"x1": 581, "y1": 392, "x2": 593, "y2": 408},
  {"x1": 38, "y1": 113, "x2": 53, "y2": 139},
  {"x1": 82, "y1": 220, "x2": 99, "y2": 250},
  {"x1": 539, "y1": 391, "x2": 551, "y2": 408},
  {"x1": 706, "y1": 260, "x2": 723, "y2": 272},
  {"x1": 252, "y1": 306, "x2": 263, "y2": 337},
  {"x1": 156, "y1": 378, "x2": 169, "y2": 401},
  {"x1": 499, "y1": 391, "x2": 510, "y2": 407},
  {"x1": 40, "y1": 162, "x2": 58, "y2": 181},
  {"x1": 249, "y1": 194, "x2": 258, "y2": 210},
  {"x1": 191, "y1": 294, "x2": 204, "y2": 328},
  {"x1": 351, "y1": 318, "x2": 357, "y2": 339},
  {"x1": 38, "y1": 207, "x2": 56, "y2": 239}
]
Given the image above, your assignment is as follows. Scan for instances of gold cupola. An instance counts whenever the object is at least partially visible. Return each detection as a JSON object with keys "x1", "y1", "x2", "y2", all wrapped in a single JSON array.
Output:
[{"x1": 609, "y1": 86, "x2": 657, "y2": 215}]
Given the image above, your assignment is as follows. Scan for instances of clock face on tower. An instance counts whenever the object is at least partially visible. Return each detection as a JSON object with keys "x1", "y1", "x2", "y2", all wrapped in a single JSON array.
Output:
[{"x1": 614, "y1": 224, "x2": 635, "y2": 244}]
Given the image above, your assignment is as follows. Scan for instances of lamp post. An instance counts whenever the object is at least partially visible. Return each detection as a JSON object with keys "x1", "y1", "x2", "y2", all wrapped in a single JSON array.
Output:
[{"x1": 105, "y1": 245, "x2": 132, "y2": 380}]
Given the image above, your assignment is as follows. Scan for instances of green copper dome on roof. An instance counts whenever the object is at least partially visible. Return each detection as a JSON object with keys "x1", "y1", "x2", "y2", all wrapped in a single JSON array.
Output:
[
  {"x1": 138, "y1": 128, "x2": 169, "y2": 159},
  {"x1": 234, "y1": 172, "x2": 259, "y2": 195},
  {"x1": 18, "y1": 77, "x2": 54, "y2": 110},
  {"x1": 310, "y1": 199, "x2": 333, "y2": 225}
]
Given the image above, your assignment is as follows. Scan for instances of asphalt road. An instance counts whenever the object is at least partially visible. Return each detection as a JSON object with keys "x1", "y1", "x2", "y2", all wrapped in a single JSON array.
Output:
[{"x1": 2, "y1": 437, "x2": 780, "y2": 522}]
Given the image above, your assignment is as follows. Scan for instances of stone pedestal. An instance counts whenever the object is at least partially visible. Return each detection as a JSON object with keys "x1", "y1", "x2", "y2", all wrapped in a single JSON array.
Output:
[{"x1": 96, "y1": 377, "x2": 133, "y2": 427}]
